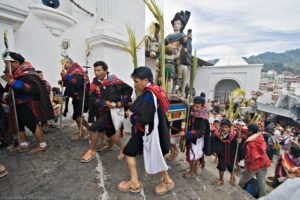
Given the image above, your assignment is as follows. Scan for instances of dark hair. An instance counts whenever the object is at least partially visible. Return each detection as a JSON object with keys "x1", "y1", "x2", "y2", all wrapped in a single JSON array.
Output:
[
  {"x1": 193, "y1": 96, "x2": 205, "y2": 106},
  {"x1": 213, "y1": 120, "x2": 220, "y2": 123},
  {"x1": 290, "y1": 144, "x2": 300, "y2": 157},
  {"x1": 65, "y1": 57, "x2": 73, "y2": 63},
  {"x1": 200, "y1": 92, "x2": 206, "y2": 98},
  {"x1": 93, "y1": 61, "x2": 108, "y2": 70},
  {"x1": 35, "y1": 70, "x2": 42, "y2": 74},
  {"x1": 247, "y1": 123, "x2": 259, "y2": 134},
  {"x1": 265, "y1": 127, "x2": 274, "y2": 135},
  {"x1": 131, "y1": 66, "x2": 153, "y2": 83},
  {"x1": 3, "y1": 51, "x2": 25, "y2": 64},
  {"x1": 220, "y1": 119, "x2": 231, "y2": 128}
]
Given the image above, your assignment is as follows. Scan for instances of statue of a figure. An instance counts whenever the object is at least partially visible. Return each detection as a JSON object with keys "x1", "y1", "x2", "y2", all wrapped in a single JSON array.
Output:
[
  {"x1": 165, "y1": 11, "x2": 190, "y2": 82},
  {"x1": 165, "y1": 11, "x2": 191, "y2": 95},
  {"x1": 246, "y1": 91, "x2": 263, "y2": 114}
]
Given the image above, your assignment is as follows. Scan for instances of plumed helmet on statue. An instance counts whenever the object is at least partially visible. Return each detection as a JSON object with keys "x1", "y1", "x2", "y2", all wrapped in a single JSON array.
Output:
[{"x1": 171, "y1": 10, "x2": 191, "y2": 32}]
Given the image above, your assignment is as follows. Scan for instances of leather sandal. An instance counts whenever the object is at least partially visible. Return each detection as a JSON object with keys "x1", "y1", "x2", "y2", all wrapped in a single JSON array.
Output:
[
  {"x1": 28, "y1": 145, "x2": 48, "y2": 155},
  {"x1": 183, "y1": 171, "x2": 196, "y2": 179},
  {"x1": 81, "y1": 150, "x2": 96, "y2": 163},
  {"x1": 216, "y1": 179, "x2": 224, "y2": 185},
  {"x1": 0, "y1": 165, "x2": 8, "y2": 178},
  {"x1": 116, "y1": 153, "x2": 125, "y2": 160},
  {"x1": 195, "y1": 167, "x2": 201, "y2": 175},
  {"x1": 229, "y1": 176, "x2": 236, "y2": 186},
  {"x1": 166, "y1": 149, "x2": 179, "y2": 161},
  {"x1": 166, "y1": 153, "x2": 175, "y2": 161},
  {"x1": 118, "y1": 181, "x2": 141, "y2": 193},
  {"x1": 96, "y1": 143, "x2": 107, "y2": 152},
  {"x1": 71, "y1": 133, "x2": 89, "y2": 141},
  {"x1": 155, "y1": 180, "x2": 174, "y2": 195},
  {"x1": 7, "y1": 145, "x2": 30, "y2": 155},
  {"x1": 0, "y1": 164, "x2": 6, "y2": 173}
]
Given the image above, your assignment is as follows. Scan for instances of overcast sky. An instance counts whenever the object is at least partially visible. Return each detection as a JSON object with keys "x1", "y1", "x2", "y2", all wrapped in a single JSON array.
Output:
[{"x1": 145, "y1": 0, "x2": 300, "y2": 60}]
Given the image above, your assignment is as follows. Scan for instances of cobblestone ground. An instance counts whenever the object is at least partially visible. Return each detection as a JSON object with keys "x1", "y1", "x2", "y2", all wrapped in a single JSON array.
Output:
[{"x1": 0, "y1": 119, "x2": 255, "y2": 200}]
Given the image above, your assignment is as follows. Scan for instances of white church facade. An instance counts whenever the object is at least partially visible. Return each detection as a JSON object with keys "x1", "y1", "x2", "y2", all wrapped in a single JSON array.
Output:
[
  {"x1": 0, "y1": 0, "x2": 145, "y2": 87},
  {"x1": 194, "y1": 56, "x2": 263, "y2": 103}
]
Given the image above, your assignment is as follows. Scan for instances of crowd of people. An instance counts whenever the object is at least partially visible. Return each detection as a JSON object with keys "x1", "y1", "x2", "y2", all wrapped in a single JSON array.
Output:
[{"x1": 0, "y1": 51, "x2": 299, "y2": 198}]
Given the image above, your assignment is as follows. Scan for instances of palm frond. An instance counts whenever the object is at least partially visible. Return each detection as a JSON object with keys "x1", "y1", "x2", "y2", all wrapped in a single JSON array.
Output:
[
  {"x1": 254, "y1": 114, "x2": 261, "y2": 124},
  {"x1": 227, "y1": 96, "x2": 233, "y2": 120},
  {"x1": 143, "y1": 0, "x2": 165, "y2": 91},
  {"x1": 118, "y1": 24, "x2": 144, "y2": 70},
  {"x1": 146, "y1": 22, "x2": 156, "y2": 36},
  {"x1": 231, "y1": 88, "x2": 246, "y2": 101},
  {"x1": 230, "y1": 88, "x2": 246, "y2": 120},
  {"x1": 249, "y1": 112, "x2": 258, "y2": 124},
  {"x1": 137, "y1": 37, "x2": 145, "y2": 49}
]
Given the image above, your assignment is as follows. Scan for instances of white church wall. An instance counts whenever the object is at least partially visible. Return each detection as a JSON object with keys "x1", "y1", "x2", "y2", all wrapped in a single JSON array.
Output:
[
  {"x1": 2, "y1": 0, "x2": 145, "y2": 88},
  {"x1": 11, "y1": 0, "x2": 96, "y2": 87}
]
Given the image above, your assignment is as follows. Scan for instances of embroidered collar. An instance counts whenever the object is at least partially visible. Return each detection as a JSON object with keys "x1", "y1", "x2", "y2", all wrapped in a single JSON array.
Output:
[{"x1": 214, "y1": 129, "x2": 237, "y2": 143}]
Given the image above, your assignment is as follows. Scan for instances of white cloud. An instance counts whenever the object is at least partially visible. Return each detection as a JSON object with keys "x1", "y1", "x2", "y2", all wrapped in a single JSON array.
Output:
[{"x1": 145, "y1": 0, "x2": 300, "y2": 60}]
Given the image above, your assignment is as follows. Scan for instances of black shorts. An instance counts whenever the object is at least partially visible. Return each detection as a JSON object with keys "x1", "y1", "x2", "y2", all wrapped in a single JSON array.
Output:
[
  {"x1": 72, "y1": 97, "x2": 82, "y2": 120},
  {"x1": 217, "y1": 153, "x2": 234, "y2": 173},
  {"x1": 123, "y1": 129, "x2": 144, "y2": 157},
  {"x1": 90, "y1": 112, "x2": 115, "y2": 138},
  {"x1": 16, "y1": 103, "x2": 38, "y2": 133}
]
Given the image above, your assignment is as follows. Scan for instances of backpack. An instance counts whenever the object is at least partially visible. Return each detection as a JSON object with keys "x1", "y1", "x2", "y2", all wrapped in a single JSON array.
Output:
[{"x1": 243, "y1": 178, "x2": 259, "y2": 198}]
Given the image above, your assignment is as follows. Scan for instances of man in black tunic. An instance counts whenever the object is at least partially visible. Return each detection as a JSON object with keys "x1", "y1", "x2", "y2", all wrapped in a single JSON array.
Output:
[
  {"x1": 118, "y1": 67, "x2": 174, "y2": 195},
  {"x1": 81, "y1": 61, "x2": 133, "y2": 162},
  {"x1": 3, "y1": 52, "x2": 54, "y2": 154},
  {"x1": 59, "y1": 57, "x2": 90, "y2": 140}
]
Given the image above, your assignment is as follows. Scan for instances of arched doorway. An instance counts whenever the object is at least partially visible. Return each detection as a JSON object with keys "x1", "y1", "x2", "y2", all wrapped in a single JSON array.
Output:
[{"x1": 214, "y1": 79, "x2": 240, "y2": 104}]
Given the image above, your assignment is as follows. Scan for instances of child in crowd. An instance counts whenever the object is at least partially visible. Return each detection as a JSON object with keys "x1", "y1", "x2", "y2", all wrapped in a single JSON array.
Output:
[
  {"x1": 211, "y1": 119, "x2": 220, "y2": 163},
  {"x1": 212, "y1": 119, "x2": 241, "y2": 186},
  {"x1": 181, "y1": 96, "x2": 211, "y2": 178}
]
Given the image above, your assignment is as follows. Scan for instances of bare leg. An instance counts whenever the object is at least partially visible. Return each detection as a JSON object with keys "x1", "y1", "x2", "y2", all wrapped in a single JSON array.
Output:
[
  {"x1": 195, "y1": 160, "x2": 202, "y2": 174},
  {"x1": 155, "y1": 170, "x2": 174, "y2": 194},
  {"x1": 111, "y1": 134, "x2": 124, "y2": 159},
  {"x1": 160, "y1": 170, "x2": 173, "y2": 184},
  {"x1": 89, "y1": 130, "x2": 98, "y2": 151},
  {"x1": 75, "y1": 117, "x2": 84, "y2": 133},
  {"x1": 99, "y1": 131, "x2": 105, "y2": 145},
  {"x1": 34, "y1": 125, "x2": 45, "y2": 143},
  {"x1": 82, "y1": 118, "x2": 90, "y2": 129},
  {"x1": 184, "y1": 161, "x2": 196, "y2": 177},
  {"x1": 19, "y1": 131, "x2": 27, "y2": 144},
  {"x1": 126, "y1": 156, "x2": 140, "y2": 186},
  {"x1": 216, "y1": 170, "x2": 225, "y2": 185},
  {"x1": 230, "y1": 173, "x2": 236, "y2": 186}
]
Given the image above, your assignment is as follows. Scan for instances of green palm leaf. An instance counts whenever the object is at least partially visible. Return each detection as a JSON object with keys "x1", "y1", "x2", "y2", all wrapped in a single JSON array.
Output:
[{"x1": 143, "y1": 0, "x2": 165, "y2": 91}]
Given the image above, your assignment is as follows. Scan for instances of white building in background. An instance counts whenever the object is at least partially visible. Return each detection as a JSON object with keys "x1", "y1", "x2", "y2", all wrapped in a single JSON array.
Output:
[
  {"x1": 290, "y1": 82, "x2": 300, "y2": 96},
  {"x1": 0, "y1": 0, "x2": 145, "y2": 87},
  {"x1": 194, "y1": 56, "x2": 263, "y2": 103}
]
